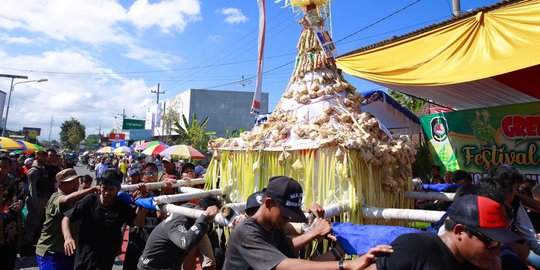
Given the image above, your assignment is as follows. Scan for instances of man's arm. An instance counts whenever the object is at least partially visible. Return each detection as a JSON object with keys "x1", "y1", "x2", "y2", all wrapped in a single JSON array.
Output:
[
  {"x1": 58, "y1": 187, "x2": 98, "y2": 206},
  {"x1": 168, "y1": 207, "x2": 219, "y2": 251},
  {"x1": 291, "y1": 218, "x2": 332, "y2": 253},
  {"x1": 27, "y1": 169, "x2": 39, "y2": 200},
  {"x1": 133, "y1": 207, "x2": 147, "y2": 228},
  {"x1": 277, "y1": 245, "x2": 391, "y2": 270},
  {"x1": 518, "y1": 194, "x2": 540, "y2": 213},
  {"x1": 62, "y1": 216, "x2": 76, "y2": 255}
]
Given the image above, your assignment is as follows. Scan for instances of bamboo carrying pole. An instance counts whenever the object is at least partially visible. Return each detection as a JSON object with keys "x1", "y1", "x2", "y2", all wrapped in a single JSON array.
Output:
[
  {"x1": 404, "y1": 191, "x2": 455, "y2": 202},
  {"x1": 120, "y1": 178, "x2": 206, "y2": 192}
]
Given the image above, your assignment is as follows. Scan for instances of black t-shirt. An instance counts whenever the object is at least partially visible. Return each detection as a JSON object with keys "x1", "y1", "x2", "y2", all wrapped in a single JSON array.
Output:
[
  {"x1": 527, "y1": 208, "x2": 540, "y2": 232},
  {"x1": 45, "y1": 164, "x2": 61, "y2": 198},
  {"x1": 64, "y1": 193, "x2": 136, "y2": 270},
  {"x1": 137, "y1": 214, "x2": 209, "y2": 270},
  {"x1": 376, "y1": 233, "x2": 473, "y2": 270},
  {"x1": 223, "y1": 217, "x2": 295, "y2": 270}
]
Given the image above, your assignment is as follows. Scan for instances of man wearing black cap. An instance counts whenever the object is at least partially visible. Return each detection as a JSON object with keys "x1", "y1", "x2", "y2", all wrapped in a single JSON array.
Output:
[
  {"x1": 224, "y1": 176, "x2": 391, "y2": 270},
  {"x1": 369, "y1": 195, "x2": 521, "y2": 270},
  {"x1": 61, "y1": 169, "x2": 146, "y2": 270}
]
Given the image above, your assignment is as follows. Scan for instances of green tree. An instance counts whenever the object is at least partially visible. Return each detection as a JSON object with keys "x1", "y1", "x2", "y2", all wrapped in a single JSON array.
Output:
[
  {"x1": 80, "y1": 134, "x2": 100, "y2": 150},
  {"x1": 59, "y1": 117, "x2": 86, "y2": 150},
  {"x1": 161, "y1": 108, "x2": 180, "y2": 135},
  {"x1": 171, "y1": 113, "x2": 215, "y2": 155},
  {"x1": 388, "y1": 89, "x2": 426, "y2": 114}
]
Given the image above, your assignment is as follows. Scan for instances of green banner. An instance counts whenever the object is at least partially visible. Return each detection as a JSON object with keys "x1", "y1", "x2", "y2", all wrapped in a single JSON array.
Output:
[
  {"x1": 420, "y1": 102, "x2": 540, "y2": 181},
  {"x1": 122, "y1": 119, "x2": 145, "y2": 130}
]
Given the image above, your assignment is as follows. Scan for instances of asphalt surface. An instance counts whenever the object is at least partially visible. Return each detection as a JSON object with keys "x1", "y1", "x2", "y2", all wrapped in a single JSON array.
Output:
[{"x1": 15, "y1": 163, "x2": 124, "y2": 270}]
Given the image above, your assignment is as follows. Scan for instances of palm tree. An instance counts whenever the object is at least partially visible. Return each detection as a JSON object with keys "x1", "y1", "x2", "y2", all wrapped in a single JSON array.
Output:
[{"x1": 171, "y1": 113, "x2": 216, "y2": 155}]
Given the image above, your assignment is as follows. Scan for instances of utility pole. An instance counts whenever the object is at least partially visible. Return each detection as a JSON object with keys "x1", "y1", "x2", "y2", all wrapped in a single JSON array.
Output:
[
  {"x1": 151, "y1": 83, "x2": 164, "y2": 104},
  {"x1": 96, "y1": 125, "x2": 102, "y2": 143},
  {"x1": 0, "y1": 73, "x2": 28, "y2": 136},
  {"x1": 150, "y1": 84, "x2": 164, "y2": 138},
  {"x1": 116, "y1": 109, "x2": 127, "y2": 120},
  {"x1": 48, "y1": 115, "x2": 53, "y2": 142},
  {"x1": 452, "y1": 0, "x2": 461, "y2": 17}
]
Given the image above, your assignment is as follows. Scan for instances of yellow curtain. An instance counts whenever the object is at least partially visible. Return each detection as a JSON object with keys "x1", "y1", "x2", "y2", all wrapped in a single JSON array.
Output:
[{"x1": 336, "y1": 0, "x2": 540, "y2": 86}]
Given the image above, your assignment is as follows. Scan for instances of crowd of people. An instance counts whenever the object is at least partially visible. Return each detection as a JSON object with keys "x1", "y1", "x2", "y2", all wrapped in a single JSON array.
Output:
[{"x1": 1, "y1": 147, "x2": 539, "y2": 270}]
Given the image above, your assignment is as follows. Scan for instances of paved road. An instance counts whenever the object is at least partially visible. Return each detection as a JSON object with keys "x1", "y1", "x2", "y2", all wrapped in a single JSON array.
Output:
[{"x1": 16, "y1": 163, "x2": 124, "y2": 270}]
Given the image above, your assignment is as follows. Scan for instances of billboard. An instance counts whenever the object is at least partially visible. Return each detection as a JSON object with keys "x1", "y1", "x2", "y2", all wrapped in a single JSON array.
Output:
[
  {"x1": 122, "y1": 119, "x2": 145, "y2": 130},
  {"x1": 129, "y1": 129, "x2": 152, "y2": 141},
  {"x1": 109, "y1": 133, "x2": 126, "y2": 141},
  {"x1": 22, "y1": 127, "x2": 41, "y2": 139},
  {"x1": 420, "y1": 102, "x2": 540, "y2": 182},
  {"x1": 111, "y1": 140, "x2": 127, "y2": 148}
]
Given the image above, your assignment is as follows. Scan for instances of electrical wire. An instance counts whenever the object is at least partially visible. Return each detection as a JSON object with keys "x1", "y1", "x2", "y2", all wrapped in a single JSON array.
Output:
[{"x1": 333, "y1": 0, "x2": 421, "y2": 44}]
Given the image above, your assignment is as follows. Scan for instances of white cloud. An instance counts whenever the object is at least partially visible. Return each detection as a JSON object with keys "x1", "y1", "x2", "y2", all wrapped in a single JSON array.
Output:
[
  {"x1": 207, "y1": 34, "x2": 223, "y2": 42},
  {"x1": 127, "y1": 0, "x2": 202, "y2": 33},
  {"x1": 0, "y1": 0, "x2": 130, "y2": 45},
  {"x1": 0, "y1": 33, "x2": 34, "y2": 44},
  {"x1": 217, "y1": 8, "x2": 248, "y2": 24},
  {"x1": 0, "y1": 49, "x2": 152, "y2": 140},
  {"x1": 0, "y1": 0, "x2": 201, "y2": 67},
  {"x1": 123, "y1": 45, "x2": 182, "y2": 69}
]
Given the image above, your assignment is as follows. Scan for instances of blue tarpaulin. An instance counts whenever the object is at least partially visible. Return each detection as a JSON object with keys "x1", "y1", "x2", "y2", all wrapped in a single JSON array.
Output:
[
  {"x1": 332, "y1": 223, "x2": 422, "y2": 255},
  {"x1": 422, "y1": 184, "x2": 460, "y2": 192}
]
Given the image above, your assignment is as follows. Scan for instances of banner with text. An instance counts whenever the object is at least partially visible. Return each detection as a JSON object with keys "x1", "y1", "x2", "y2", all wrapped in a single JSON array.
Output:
[
  {"x1": 122, "y1": 119, "x2": 145, "y2": 130},
  {"x1": 420, "y1": 102, "x2": 540, "y2": 182}
]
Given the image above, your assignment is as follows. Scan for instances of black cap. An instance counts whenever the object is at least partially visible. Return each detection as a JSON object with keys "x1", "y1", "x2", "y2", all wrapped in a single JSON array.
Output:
[
  {"x1": 246, "y1": 189, "x2": 266, "y2": 212},
  {"x1": 181, "y1": 162, "x2": 196, "y2": 175},
  {"x1": 265, "y1": 176, "x2": 307, "y2": 223},
  {"x1": 449, "y1": 195, "x2": 521, "y2": 243}
]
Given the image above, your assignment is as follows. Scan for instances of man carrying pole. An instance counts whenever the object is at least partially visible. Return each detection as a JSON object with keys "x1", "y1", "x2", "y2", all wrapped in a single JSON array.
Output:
[
  {"x1": 137, "y1": 197, "x2": 220, "y2": 270},
  {"x1": 223, "y1": 176, "x2": 393, "y2": 270}
]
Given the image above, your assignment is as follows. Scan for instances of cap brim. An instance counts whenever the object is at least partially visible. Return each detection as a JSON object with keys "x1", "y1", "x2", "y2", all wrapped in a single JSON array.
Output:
[
  {"x1": 59, "y1": 175, "x2": 79, "y2": 183},
  {"x1": 477, "y1": 227, "x2": 523, "y2": 244},
  {"x1": 277, "y1": 203, "x2": 307, "y2": 223}
]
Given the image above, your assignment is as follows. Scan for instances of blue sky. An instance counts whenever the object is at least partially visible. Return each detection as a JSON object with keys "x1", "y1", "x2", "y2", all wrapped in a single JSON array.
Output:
[{"x1": 0, "y1": 0, "x2": 500, "y2": 140}]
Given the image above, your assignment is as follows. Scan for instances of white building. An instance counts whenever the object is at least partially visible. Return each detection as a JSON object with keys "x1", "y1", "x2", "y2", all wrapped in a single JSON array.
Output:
[{"x1": 146, "y1": 89, "x2": 269, "y2": 138}]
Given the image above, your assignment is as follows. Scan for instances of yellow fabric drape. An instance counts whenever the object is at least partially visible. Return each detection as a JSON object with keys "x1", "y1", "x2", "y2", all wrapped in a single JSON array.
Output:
[{"x1": 336, "y1": 0, "x2": 540, "y2": 86}]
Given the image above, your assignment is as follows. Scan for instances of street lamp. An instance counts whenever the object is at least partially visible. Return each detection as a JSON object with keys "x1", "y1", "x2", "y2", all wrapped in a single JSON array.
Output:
[{"x1": 2, "y1": 78, "x2": 48, "y2": 136}]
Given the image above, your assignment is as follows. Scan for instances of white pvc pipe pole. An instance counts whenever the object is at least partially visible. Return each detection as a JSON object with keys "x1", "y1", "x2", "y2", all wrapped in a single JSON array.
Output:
[
  {"x1": 362, "y1": 206, "x2": 445, "y2": 223},
  {"x1": 121, "y1": 178, "x2": 206, "y2": 192},
  {"x1": 404, "y1": 191, "x2": 455, "y2": 202},
  {"x1": 160, "y1": 204, "x2": 230, "y2": 226},
  {"x1": 221, "y1": 202, "x2": 445, "y2": 223},
  {"x1": 153, "y1": 188, "x2": 225, "y2": 204}
]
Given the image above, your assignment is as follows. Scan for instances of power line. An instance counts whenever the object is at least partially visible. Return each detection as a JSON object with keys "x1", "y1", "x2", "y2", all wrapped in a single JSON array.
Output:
[
  {"x1": 159, "y1": 11, "x2": 296, "y2": 92},
  {"x1": 203, "y1": 60, "x2": 295, "y2": 90},
  {"x1": 335, "y1": 15, "x2": 449, "y2": 46},
  {"x1": 333, "y1": 0, "x2": 422, "y2": 44}
]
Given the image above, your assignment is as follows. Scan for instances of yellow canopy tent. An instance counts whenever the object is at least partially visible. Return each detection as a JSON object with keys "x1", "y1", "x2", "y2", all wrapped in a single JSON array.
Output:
[{"x1": 336, "y1": 0, "x2": 540, "y2": 109}]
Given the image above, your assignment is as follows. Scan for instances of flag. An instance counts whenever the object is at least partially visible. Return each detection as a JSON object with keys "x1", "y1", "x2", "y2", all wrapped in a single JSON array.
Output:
[{"x1": 251, "y1": 0, "x2": 266, "y2": 115}]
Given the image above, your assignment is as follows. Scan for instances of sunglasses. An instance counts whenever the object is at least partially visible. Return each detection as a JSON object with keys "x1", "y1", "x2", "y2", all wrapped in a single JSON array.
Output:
[
  {"x1": 466, "y1": 226, "x2": 502, "y2": 249},
  {"x1": 143, "y1": 171, "x2": 158, "y2": 176}
]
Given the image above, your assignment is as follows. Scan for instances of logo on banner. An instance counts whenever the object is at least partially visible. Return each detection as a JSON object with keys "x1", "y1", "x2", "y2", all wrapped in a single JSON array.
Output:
[{"x1": 431, "y1": 117, "x2": 448, "y2": 142}]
